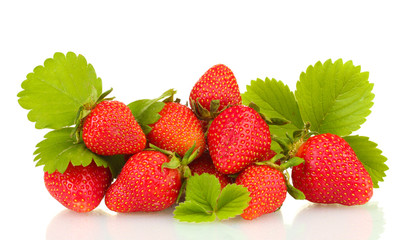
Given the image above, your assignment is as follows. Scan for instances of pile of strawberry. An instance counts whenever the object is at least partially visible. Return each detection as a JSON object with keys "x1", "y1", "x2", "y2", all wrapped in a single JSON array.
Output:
[{"x1": 18, "y1": 52, "x2": 387, "y2": 222}]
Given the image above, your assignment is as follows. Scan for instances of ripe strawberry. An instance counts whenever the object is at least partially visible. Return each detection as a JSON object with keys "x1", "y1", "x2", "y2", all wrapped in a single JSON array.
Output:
[
  {"x1": 82, "y1": 100, "x2": 146, "y2": 156},
  {"x1": 207, "y1": 105, "x2": 271, "y2": 174},
  {"x1": 44, "y1": 161, "x2": 112, "y2": 212},
  {"x1": 146, "y1": 102, "x2": 206, "y2": 158},
  {"x1": 291, "y1": 133, "x2": 373, "y2": 206},
  {"x1": 188, "y1": 152, "x2": 231, "y2": 188},
  {"x1": 236, "y1": 165, "x2": 287, "y2": 220},
  {"x1": 258, "y1": 149, "x2": 277, "y2": 162},
  {"x1": 189, "y1": 64, "x2": 241, "y2": 114},
  {"x1": 105, "y1": 150, "x2": 182, "y2": 212}
]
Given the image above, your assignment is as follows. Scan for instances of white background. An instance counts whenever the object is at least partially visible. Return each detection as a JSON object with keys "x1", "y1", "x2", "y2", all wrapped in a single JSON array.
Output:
[{"x1": 1, "y1": 1, "x2": 409, "y2": 239}]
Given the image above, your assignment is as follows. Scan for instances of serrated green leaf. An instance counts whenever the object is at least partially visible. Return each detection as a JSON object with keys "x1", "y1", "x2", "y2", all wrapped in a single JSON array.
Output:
[
  {"x1": 343, "y1": 135, "x2": 388, "y2": 188},
  {"x1": 174, "y1": 174, "x2": 250, "y2": 222},
  {"x1": 174, "y1": 201, "x2": 217, "y2": 223},
  {"x1": 242, "y1": 78, "x2": 304, "y2": 152},
  {"x1": 128, "y1": 89, "x2": 176, "y2": 134},
  {"x1": 215, "y1": 184, "x2": 251, "y2": 220},
  {"x1": 18, "y1": 52, "x2": 102, "y2": 129},
  {"x1": 295, "y1": 59, "x2": 374, "y2": 136},
  {"x1": 34, "y1": 128, "x2": 114, "y2": 174},
  {"x1": 185, "y1": 173, "x2": 221, "y2": 212}
]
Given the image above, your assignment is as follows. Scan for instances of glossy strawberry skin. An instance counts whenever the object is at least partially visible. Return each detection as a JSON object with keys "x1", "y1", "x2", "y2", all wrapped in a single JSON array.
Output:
[
  {"x1": 292, "y1": 133, "x2": 373, "y2": 206},
  {"x1": 188, "y1": 152, "x2": 232, "y2": 188},
  {"x1": 105, "y1": 151, "x2": 181, "y2": 212},
  {"x1": 207, "y1": 105, "x2": 271, "y2": 174},
  {"x1": 147, "y1": 102, "x2": 206, "y2": 158},
  {"x1": 189, "y1": 64, "x2": 241, "y2": 111},
  {"x1": 82, "y1": 100, "x2": 146, "y2": 156},
  {"x1": 236, "y1": 165, "x2": 287, "y2": 220},
  {"x1": 44, "y1": 161, "x2": 112, "y2": 213},
  {"x1": 259, "y1": 149, "x2": 278, "y2": 163}
]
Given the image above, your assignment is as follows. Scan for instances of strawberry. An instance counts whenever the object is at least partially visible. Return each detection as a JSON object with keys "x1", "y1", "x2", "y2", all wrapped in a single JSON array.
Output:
[
  {"x1": 44, "y1": 161, "x2": 112, "y2": 212},
  {"x1": 259, "y1": 149, "x2": 277, "y2": 162},
  {"x1": 82, "y1": 100, "x2": 146, "y2": 156},
  {"x1": 146, "y1": 102, "x2": 206, "y2": 158},
  {"x1": 188, "y1": 152, "x2": 232, "y2": 188},
  {"x1": 207, "y1": 105, "x2": 271, "y2": 174},
  {"x1": 236, "y1": 165, "x2": 287, "y2": 220},
  {"x1": 189, "y1": 64, "x2": 242, "y2": 119},
  {"x1": 105, "y1": 150, "x2": 182, "y2": 212},
  {"x1": 291, "y1": 133, "x2": 373, "y2": 206}
]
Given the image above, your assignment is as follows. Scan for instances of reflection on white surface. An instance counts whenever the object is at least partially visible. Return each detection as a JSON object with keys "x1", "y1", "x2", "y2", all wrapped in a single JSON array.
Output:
[
  {"x1": 105, "y1": 208, "x2": 176, "y2": 240},
  {"x1": 46, "y1": 209, "x2": 112, "y2": 240},
  {"x1": 46, "y1": 207, "x2": 176, "y2": 240},
  {"x1": 174, "y1": 211, "x2": 285, "y2": 240},
  {"x1": 46, "y1": 203, "x2": 383, "y2": 240},
  {"x1": 287, "y1": 203, "x2": 384, "y2": 240}
]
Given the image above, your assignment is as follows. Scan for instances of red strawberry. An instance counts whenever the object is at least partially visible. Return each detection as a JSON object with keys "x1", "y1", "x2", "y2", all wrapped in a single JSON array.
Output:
[
  {"x1": 188, "y1": 152, "x2": 231, "y2": 188},
  {"x1": 189, "y1": 64, "x2": 241, "y2": 115},
  {"x1": 44, "y1": 161, "x2": 112, "y2": 212},
  {"x1": 207, "y1": 105, "x2": 271, "y2": 174},
  {"x1": 105, "y1": 150, "x2": 182, "y2": 212},
  {"x1": 236, "y1": 165, "x2": 287, "y2": 220},
  {"x1": 147, "y1": 102, "x2": 206, "y2": 158},
  {"x1": 259, "y1": 149, "x2": 277, "y2": 162},
  {"x1": 82, "y1": 100, "x2": 146, "y2": 156},
  {"x1": 291, "y1": 133, "x2": 373, "y2": 206}
]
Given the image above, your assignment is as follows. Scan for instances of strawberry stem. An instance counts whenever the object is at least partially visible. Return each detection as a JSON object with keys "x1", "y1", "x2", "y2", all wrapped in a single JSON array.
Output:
[
  {"x1": 287, "y1": 122, "x2": 311, "y2": 159},
  {"x1": 149, "y1": 143, "x2": 175, "y2": 156},
  {"x1": 284, "y1": 170, "x2": 306, "y2": 200}
]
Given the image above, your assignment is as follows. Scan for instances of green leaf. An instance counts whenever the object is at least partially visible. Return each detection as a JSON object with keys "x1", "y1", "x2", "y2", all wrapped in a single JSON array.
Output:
[
  {"x1": 295, "y1": 59, "x2": 374, "y2": 136},
  {"x1": 34, "y1": 128, "x2": 115, "y2": 174},
  {"x1": 174, "y1": 174, "x2": 250, "y2": 222},
  {"x1": 174, "y1": 201, "x2": 217, "y2": 223},
  {"x1": 242, "y1": 78, "x2": 304, "y2": 152},
  {"x1": 343, "y1": 135, "x2": 388, "y2": 188},
  {"x1": 128, "y1": 89, "x2": 176, "y2": 134},
  {"x1": 185, "y1": 173, "x2": 221, "y2": 212},
  {"x1": 215, "y1": 184, "x2": 251, "y2": 220},
  {"x1": 18, "y1": 52, "x2": 102, "y2": 129}
]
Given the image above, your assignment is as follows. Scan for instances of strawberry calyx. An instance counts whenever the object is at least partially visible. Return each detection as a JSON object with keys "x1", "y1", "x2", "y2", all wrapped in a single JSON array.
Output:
[
  {"x1": 148, "y1": 143, "x2": 199, "y2": 173},
  {"x1": 255, "y1": 122, "x2": 317, "y2": 200},
  {"x1": 148, "y1": 143, "x2": 200, "y2": 202},
  {"x1": 72, "y1": 88, "x2": 115, "y2": 143},
  {"x1": 148, "y1": 143, "x2": 199, "y2": 179},
  {"x1": 271, "y1": 122, "x2": 313, "y2": 160},
  {"x1": 190, "y1": 98, "x2": 228, "y2": 121}
]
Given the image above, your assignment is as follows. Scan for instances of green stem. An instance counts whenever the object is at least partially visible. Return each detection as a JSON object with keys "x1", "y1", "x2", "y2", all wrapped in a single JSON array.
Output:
[{"x1": 287, "y1": 122, "x2": 312, "y2": 159}]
